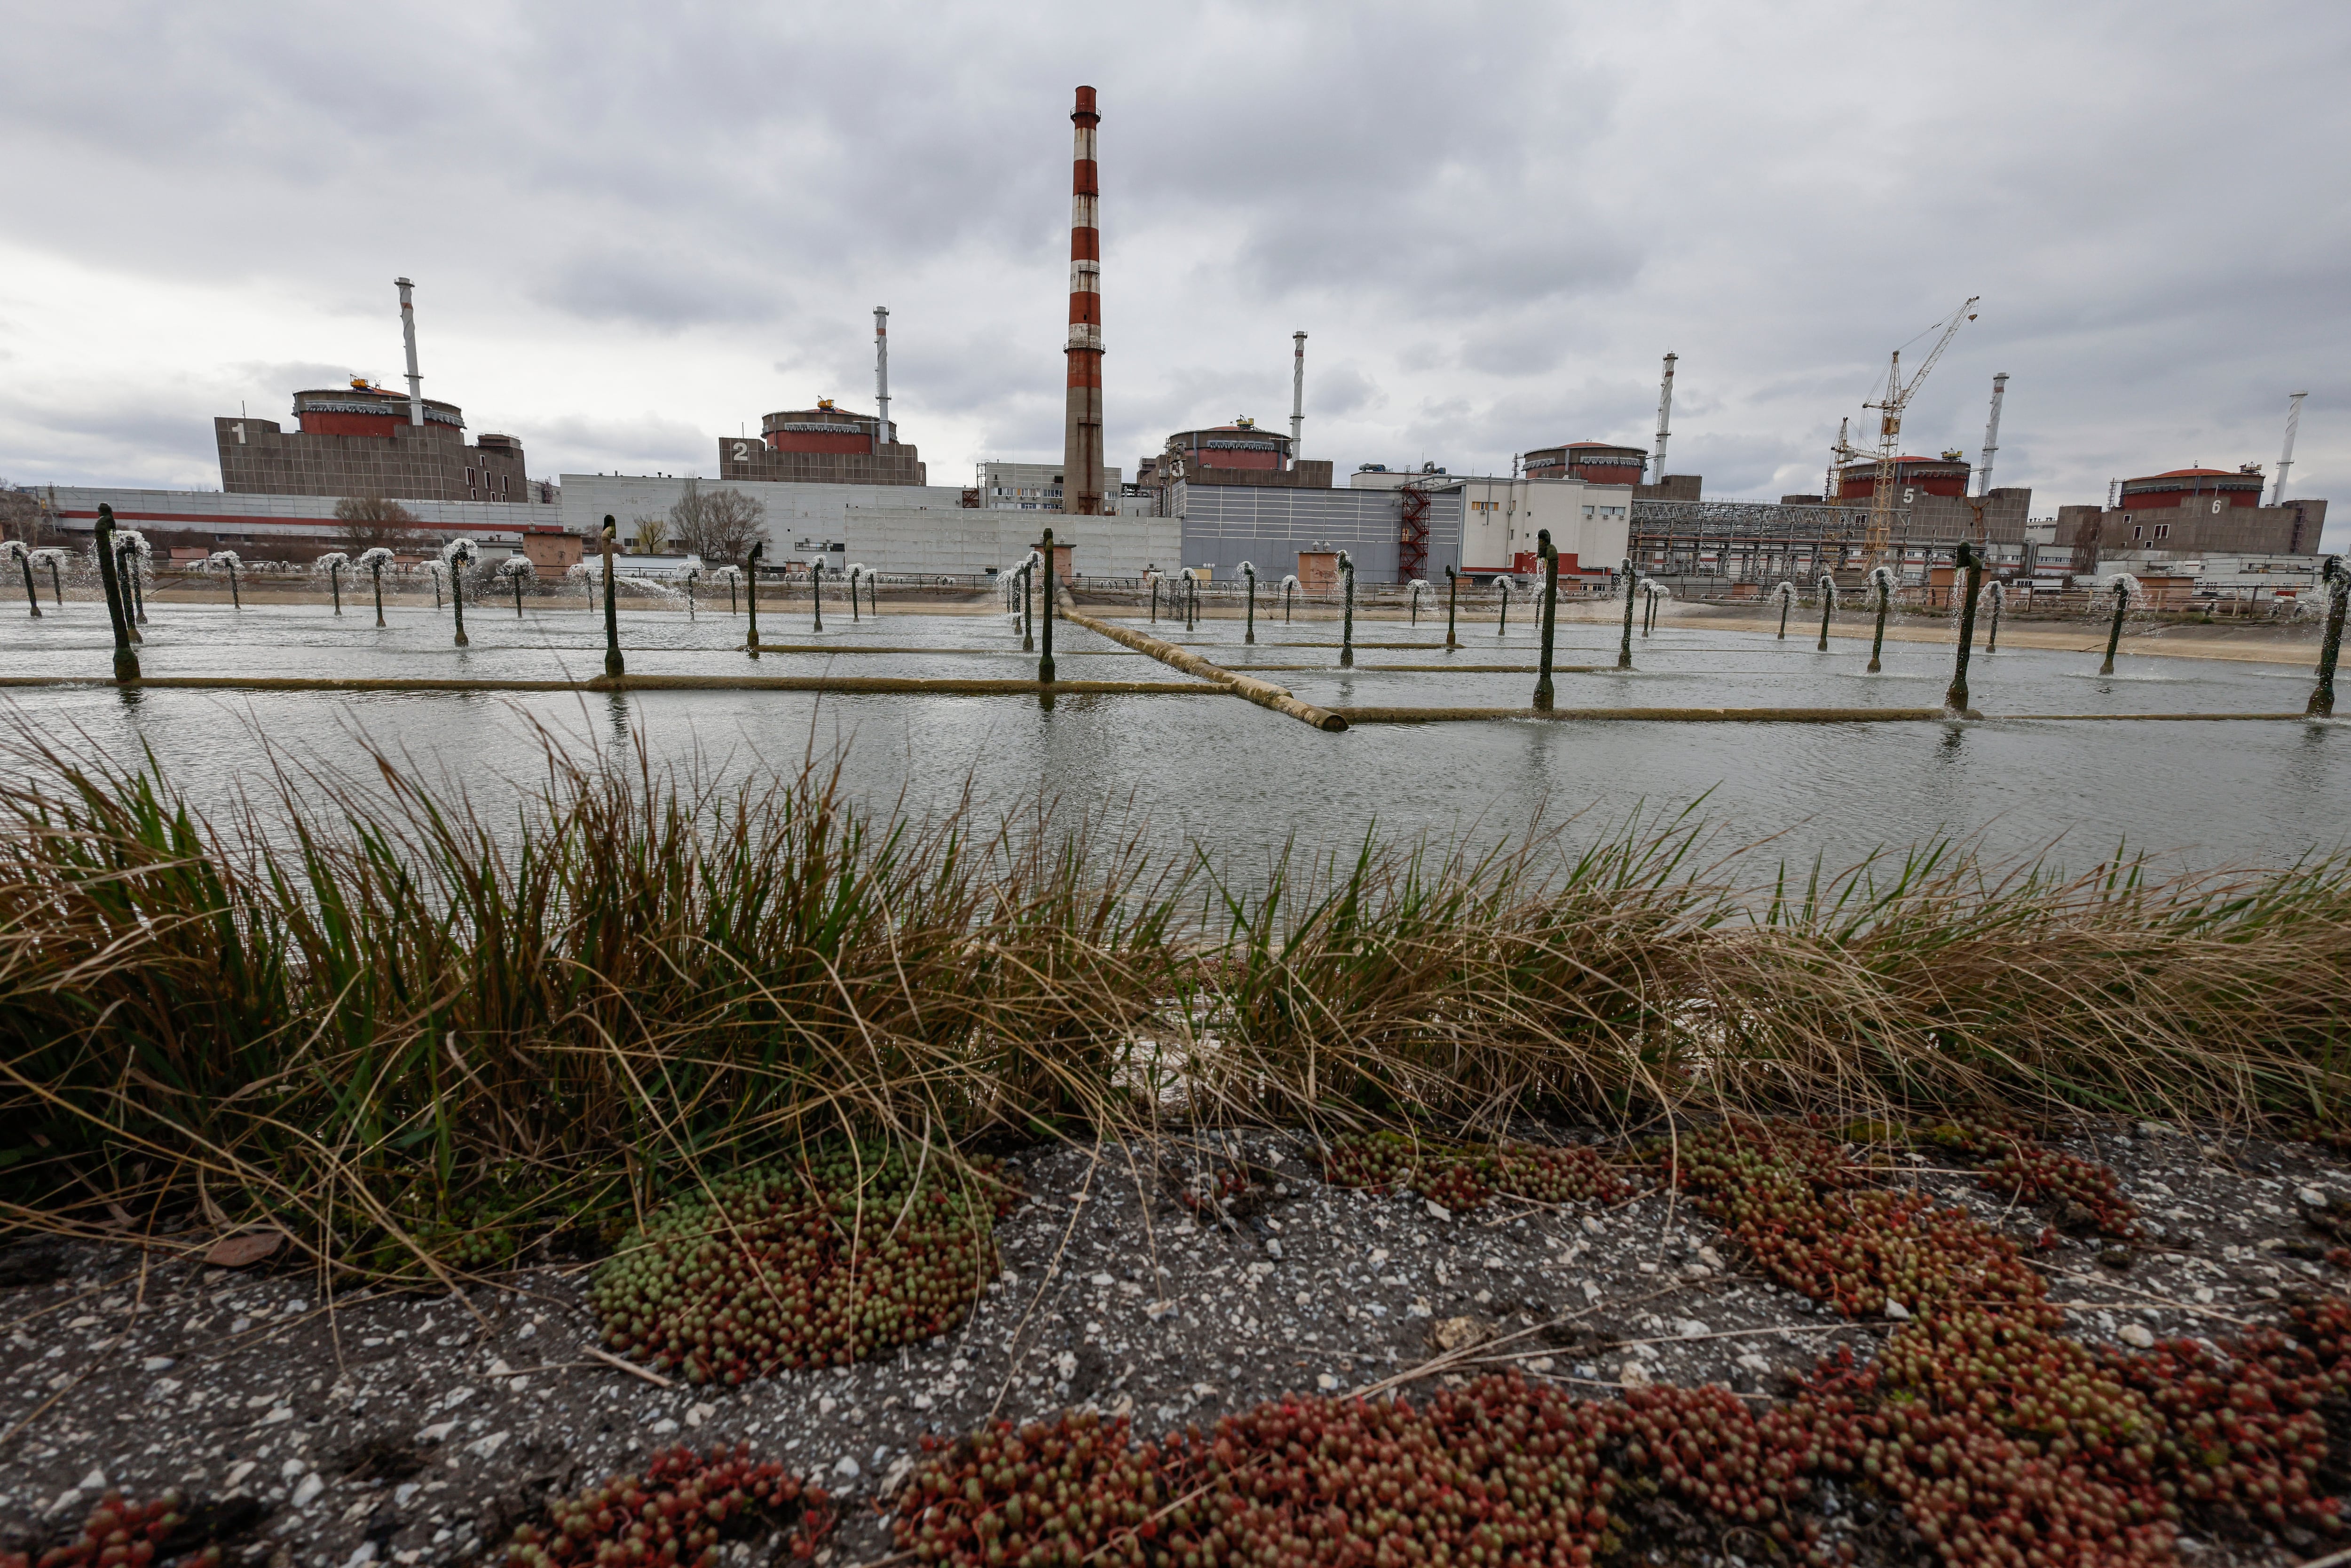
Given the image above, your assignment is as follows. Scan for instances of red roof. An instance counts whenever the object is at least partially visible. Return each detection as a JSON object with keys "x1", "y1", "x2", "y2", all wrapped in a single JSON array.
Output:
[{"x1": 2147, "y1": 468, "x2": 2235, "y2": 479}]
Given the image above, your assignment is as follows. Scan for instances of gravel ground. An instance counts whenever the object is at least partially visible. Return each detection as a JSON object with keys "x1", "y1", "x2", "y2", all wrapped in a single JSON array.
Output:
[{"x1": 4, "y1": 1123, "x2": 2347, "y2": 1567}]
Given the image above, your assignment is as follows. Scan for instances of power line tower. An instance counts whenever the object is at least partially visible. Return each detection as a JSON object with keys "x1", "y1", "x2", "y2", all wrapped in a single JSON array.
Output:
[{"x1": 1860, "y1": 297, "x2": 1979, "y2": 564}]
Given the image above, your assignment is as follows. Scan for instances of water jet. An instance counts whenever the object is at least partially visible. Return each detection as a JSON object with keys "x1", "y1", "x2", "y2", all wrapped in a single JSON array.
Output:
[
  {"x1": 1866, "y1": 564, "x2": 1895, "y2": 672},
  {"x1": 2098, "y1": 572, "x2": 2140, "y2": 676}
]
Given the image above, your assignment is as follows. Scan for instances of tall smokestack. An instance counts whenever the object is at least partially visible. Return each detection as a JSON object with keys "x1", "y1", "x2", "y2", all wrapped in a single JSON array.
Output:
[
  {"x1": 1062, "y1": 86, "x2": 1106, "y2": 517},
  {"x1": 1976, "y1": 372, "x2": 2009, "y2": 496},
  {"x1": 1650, "y1": 352, "x2": 1676, "y2": 487},
  {"x1": 1290, "y1": 331, "x2": 1307, "y2": 465},
  {"x1": 395, "y1": 276, "x2": 424, "y2": 427},
  {"x1": 873, "y1": 306, "x2": 891, "y2": 456},
  {"x1": 2275, "y1": 390, "x2": 2309, "y2": 505}
]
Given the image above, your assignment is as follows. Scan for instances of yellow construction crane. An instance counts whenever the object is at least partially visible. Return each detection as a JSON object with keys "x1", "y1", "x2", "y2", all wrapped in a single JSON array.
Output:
[{"x1": 1859, "y1": 297, "x2": 1980, "y2": 564}]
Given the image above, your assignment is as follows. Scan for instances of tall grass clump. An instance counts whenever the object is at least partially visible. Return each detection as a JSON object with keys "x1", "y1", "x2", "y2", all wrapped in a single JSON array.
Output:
[
  {"x1": 0, "y1": 722, "x2": 1182, "y2": 1281},
  {"x1": 3, "y1": 716, "x2": 2349, "y2": 1281}
]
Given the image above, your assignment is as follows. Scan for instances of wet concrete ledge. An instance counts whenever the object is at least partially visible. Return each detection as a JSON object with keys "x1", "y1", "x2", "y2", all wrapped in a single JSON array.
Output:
[
  {"x1": 1331, "y1": 705, "x2": 2319, "y2": 724},
  {"x1": 0, "y1": 674, "x2": 1226, "y2": 697}
]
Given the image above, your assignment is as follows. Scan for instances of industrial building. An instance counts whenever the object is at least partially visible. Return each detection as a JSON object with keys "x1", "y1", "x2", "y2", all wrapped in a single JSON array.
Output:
[
  {"x1": 716, "y1": 401, "x2": 927, "y2": 487},
  {"x1": 217, "y1": 381, "x2": 539, "y2": 505},
  {"x1": 557, "y1": 473, "x2": 1175, "y2": 579},
  {"x1": 2047, "y1": 466, "x2": 2326, "y2": 572},
  {"x1": 973, "y1": 461, "x2": 1151, "y2": 516},
  {"x1": 32, "y1": 485, "x2": 577, "y2": 567},
  {"x1": 214, "y1": 280, "x2": 544, "y2": 506}
]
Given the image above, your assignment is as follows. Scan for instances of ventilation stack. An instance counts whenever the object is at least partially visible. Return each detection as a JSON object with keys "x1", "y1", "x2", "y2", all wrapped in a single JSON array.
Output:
[
  {"x1": 1061, "y1": 86, "x2": 1106, "y2": 516},
  {"x1": 1650, "y1": 352, "x2": 1676, "y2": 484},
  {"x1": 395, "y1": 276, "x2": 424, "y2": 427},
  {"x1": 1976, "y1": 372, "x2": 2009, "y2": 496},
  {"x1": 874, "y1": 307, "x2": 891, "y2": 455},
  {"x1": 2276, "y1": 391, "x2": 2309, "y2": 505},
  {"x1": 1290, "y1": 331, "x2": 1307, "y2": 461}
]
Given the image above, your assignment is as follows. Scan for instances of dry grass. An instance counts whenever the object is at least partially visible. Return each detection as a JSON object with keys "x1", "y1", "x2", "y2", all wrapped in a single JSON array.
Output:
[{"x1": 2, "y1": 720, "x2": 2345, "y2": 1282}]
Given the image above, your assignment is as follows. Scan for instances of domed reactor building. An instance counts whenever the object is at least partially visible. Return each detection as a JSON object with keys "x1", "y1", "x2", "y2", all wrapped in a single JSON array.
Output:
[
  {"x1": 718, "y1": 400, "x2": 926, "y2": 486},
  {"x1": 214, "y1": 280, "x2": 535, "y2": 503}
]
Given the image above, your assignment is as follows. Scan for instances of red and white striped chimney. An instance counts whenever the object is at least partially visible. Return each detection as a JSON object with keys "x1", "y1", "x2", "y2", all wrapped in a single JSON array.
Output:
[{"x1": 1062, "y1": 85, "x2": 1106, "y2": 518}]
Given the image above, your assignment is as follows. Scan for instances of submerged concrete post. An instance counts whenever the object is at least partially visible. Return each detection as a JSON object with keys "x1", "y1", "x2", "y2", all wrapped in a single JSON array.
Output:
[
  {"x1": 2309, "y1": 557, "x2": 2347, "y2": 717},
  {"x1": 1617, "y1": 558, "x2": 1635, "y2": 670},
  {"x1": 1816, "y1": 575, "x2": 1836, "y2": 652},
  {"x1": 1867, "y1": 567, "x2": 1891, "y2": 673},
  {"x1": 118, "y1": 538, "x2": 147, "y2": 628},
  {"x1": 93, "y1": 505, "x2": 139, "y2": 682},
  {"x1": 1944, "y1": 542, "x2": 1983, "y2": 717},
  {"x1": 600, "y1": 518, "x2": 623, "y2": 678},
  {"x1": 2099, "y1": 575, "x2": 2134, "y2": 676},
  {"x1": 1338, "y1": 550, "x2": 1355, "y2": 668},
  {"x1": 1038, "y1": 528, "x2": 1057, "y2": 685},
  {"x1": 743, "y1": 540, "x2": 763, "y2": 657},
  {"x1": 9, "y1": 543, "x2": 39, "y2": 618},
  {"x1": 1533, "y1": 529, "x2": 1559, "y2": 712},
  {"x1": 449, "y1": 544, "x2": 472, "y2": 648}
]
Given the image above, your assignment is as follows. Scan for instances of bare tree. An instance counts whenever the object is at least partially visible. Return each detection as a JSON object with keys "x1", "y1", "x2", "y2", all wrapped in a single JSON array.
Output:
[
  {"x1": 0, "y1": 483, "x2": 53, "y2": 548},
  {"x1": 334, "y1": 496, "x2": 432, "y2": 554},
  {"x1": 630, "y1": 514, "x2": 671, "y2": 555},
  {"x1": 667, "y1": 478, "x2": 766, "y2": 564}
]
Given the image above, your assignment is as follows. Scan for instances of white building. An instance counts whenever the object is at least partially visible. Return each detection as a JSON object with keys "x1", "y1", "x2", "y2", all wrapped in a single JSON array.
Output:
[
  {"x1": 559, "y1": 473, "x2": 1176, "y2": 579},
  {"x1": 1448, "y1": 477, "x2": 1633, "y2": 576},
  {"x1": 976, "y1": 461, "x2": 1155, "y2": 518}
]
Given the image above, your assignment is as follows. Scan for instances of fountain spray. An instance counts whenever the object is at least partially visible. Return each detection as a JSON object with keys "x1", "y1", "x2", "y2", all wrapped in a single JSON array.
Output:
[
  {"x1": 315, "y1": 551, "x2": 349, "y2": 616},
  {"x1": 93, "y1": 504, "x2": 140, "y2": 682},
  {"x1": 1943, "y1": 542, "x2": 1983, "y2": 717},
  {"x1": 1985, "y1": 579, "x2": 2005, "y2": 654},
  {"x1": 1533, "y1": 529, "x2": 1559, "y2": 712},
  {"x1": 503, "y1": 556, "x2": 535, "y2": 617},
  {"x1": 1496, "y1": 576, "x2": 1512, "y2": 638},
  {"x1": 2308, "y1": 557, "x2": 2347, "y2": 718},
  {"x1": 1282, "y1": 574, "x2": 1299, "y2": 625},
  {"x1": 114, "y1": 536, "x2": 148, "y2": 630},
  {"x1": 1866, "y1": 565, "x2": 1895, "y2": 672},
  {"x1": 601, "y1": 518, "x2": 626, "y2": 677},
  {"x1": 1773, "y1": 580, "x2": 1796, "y2": 640},
  {"x1": 1241, "y1": 560, "x2": 1258, "y2": 644},
  {"x1": 7, "y1": 540, "x2": 38, "y2": 618},
  {"x1": 36, "y1": 549, "x2": 65, "y2": 607},
  {"x1": 210, "y1": 550, "x2": 243, "y2": 611},
  {"x1": 1409, "y1": 578, "x2": 1428, "y2": 627},
  {"x1": 1338, "y1": 549, "x2": 1356, "y2": 668},
  {"x1": 1617, "y1": 559, "x2": 1635, "y2": 670},
  {"x1": 1444, "y1": 564, "x2": 1460, "y2": 649},
  {"x1": 442, "y1": 537, "x2": 476, "y2": 647},
  {"x1": 742, "y1": 539, "x2": 763, "y2": 657},
  {"x1": 2097, "y1": 573, "x2": 2139, "y2": 676},
  {"x1": 357, "y1": 547, "x2": 393, "y2": 626},
  {"x1": 1037, "y1": 527, "x2": 1057, "y2": 686},
  {"x1": 1815, "y1": 575, "x2": 1837, "y2": 652}
]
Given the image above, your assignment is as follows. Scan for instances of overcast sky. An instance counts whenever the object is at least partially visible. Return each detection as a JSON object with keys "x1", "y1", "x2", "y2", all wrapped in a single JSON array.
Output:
[{"x1": 2, "y1": 0, "x2": 2345, "y2": 536}]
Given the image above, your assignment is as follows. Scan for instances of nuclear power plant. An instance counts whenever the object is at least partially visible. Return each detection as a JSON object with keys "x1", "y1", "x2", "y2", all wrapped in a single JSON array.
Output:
[{"x1": 13, "y1": 84, "x2": 2327, "y2": 599}]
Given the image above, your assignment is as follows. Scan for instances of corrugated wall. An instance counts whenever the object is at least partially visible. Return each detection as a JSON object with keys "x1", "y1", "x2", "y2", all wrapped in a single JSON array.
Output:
[{"x1": 1175, "y1": 484, "x2": 1464, "y2": 583}]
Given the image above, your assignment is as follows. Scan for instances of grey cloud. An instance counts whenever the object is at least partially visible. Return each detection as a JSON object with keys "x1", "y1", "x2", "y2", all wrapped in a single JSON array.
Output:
[{"x1": 0, "y1": 0, "x2": 2344, "y2": 545}]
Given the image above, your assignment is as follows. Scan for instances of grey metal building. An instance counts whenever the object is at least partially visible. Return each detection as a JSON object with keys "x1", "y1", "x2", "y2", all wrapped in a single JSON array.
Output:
[{"x1": 1174, "y1": 481, "x2": 1463, "y2": 582}]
